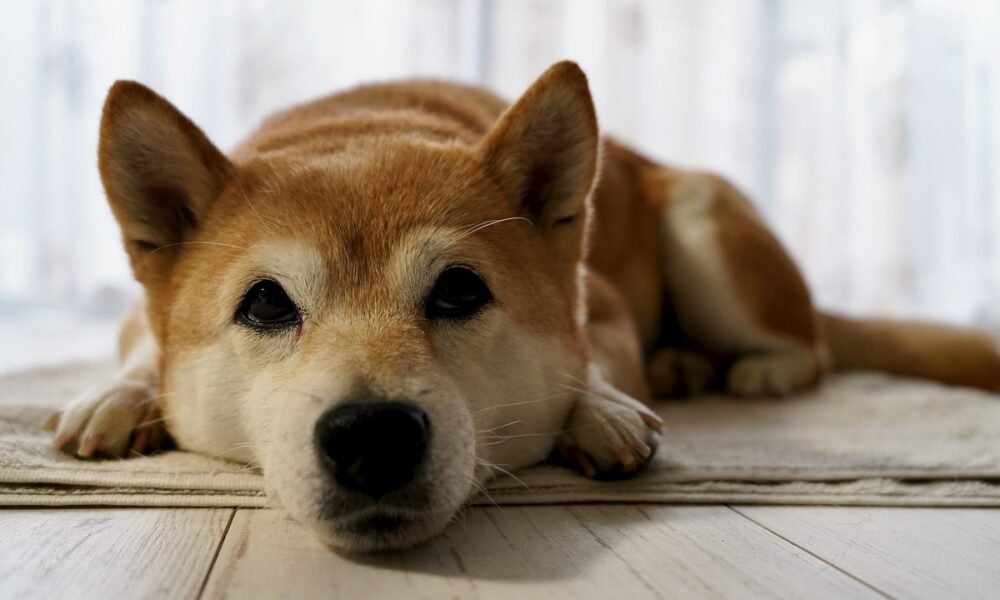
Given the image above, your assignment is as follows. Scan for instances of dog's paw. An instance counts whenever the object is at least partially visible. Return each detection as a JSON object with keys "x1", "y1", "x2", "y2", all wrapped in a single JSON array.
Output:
[
  {"x1": 45, "y1": 378, "x2": 169, "y2": 459},
  {"x1": 726, "y1": 349, "x2": 818, "y2": 397},
  {"x1": 555, "y1": 371, "x2": 663, "y2": 479},
  {"x1": 647, "y1": 347, "x2": 716, "y2": 397}
]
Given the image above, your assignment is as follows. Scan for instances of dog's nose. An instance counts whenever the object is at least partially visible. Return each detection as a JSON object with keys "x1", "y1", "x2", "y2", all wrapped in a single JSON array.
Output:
[{"x1": 314, "y1": 400, "x2": 430, "y2": 498}]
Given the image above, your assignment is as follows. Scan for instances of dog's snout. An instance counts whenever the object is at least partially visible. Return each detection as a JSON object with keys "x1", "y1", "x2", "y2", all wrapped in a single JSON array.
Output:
[{"x1": 315, "y1": 400, "x2": 430, "y2": 498}]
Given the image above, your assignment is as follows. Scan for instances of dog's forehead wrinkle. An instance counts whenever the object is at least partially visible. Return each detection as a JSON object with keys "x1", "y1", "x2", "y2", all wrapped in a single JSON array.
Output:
[
  {"x1": 241, "y1": 239, "x2": 327, "y2": 296},
  {"x1": 249, "y1": 144, "x2": 491, "y2": 224},
  {"x1": 225, "y1": 158, "x2": 520, "y2": 302}
]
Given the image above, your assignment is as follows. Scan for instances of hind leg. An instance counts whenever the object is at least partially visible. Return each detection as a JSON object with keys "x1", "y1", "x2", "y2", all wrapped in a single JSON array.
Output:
[
  {"x1": 654, "y1": 170, "x2": 827, "y2": 396},
  {"x1": 726, "y1": 346, "x2": 822, "y2": 396}
]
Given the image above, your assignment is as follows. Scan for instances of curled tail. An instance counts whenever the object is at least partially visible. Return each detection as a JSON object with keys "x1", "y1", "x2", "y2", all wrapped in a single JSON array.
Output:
[{"x1": 820, "y1": 312, "x2": 1000, "y2": 392}]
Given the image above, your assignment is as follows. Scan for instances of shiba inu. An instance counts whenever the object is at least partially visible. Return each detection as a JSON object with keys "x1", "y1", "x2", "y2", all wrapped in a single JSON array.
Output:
[{"x1": 47, "y1": 61, "x2": 1000, "y2": 552}]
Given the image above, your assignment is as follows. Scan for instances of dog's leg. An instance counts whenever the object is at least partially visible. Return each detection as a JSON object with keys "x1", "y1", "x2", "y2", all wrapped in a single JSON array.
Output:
[
  {"x1": 555, "y1": 273, "x2": 663, "y2": 478},
  {"x1": 655, "y1": 170, "x2": 827, "y2": 397},
  {"x1": 646, "y1": 347, "x2": 717, "y2": 397},
  {"x1": 47, "y1": 300, "x2": 171, "y2": 458}
]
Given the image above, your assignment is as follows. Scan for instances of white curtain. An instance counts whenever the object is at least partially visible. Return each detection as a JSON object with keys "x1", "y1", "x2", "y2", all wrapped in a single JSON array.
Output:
[{"x1": 2, "y1": 0, "x2": 999, "y2": 327}]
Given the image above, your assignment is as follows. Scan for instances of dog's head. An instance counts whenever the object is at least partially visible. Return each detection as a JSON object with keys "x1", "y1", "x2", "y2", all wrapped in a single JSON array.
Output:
[{"x1": 98, "y1": 62, "x2": 598, "y2": 551}]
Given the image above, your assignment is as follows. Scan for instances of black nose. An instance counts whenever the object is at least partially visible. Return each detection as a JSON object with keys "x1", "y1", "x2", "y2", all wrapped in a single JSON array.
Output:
[{"x1": 314, "y1": 400, "x2": 430, "y2": 499}]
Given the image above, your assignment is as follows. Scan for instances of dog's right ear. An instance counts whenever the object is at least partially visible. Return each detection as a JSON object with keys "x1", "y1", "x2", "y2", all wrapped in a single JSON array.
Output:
[{"x1": 99, "y1": 81, "x2": 233, "y2": 285}]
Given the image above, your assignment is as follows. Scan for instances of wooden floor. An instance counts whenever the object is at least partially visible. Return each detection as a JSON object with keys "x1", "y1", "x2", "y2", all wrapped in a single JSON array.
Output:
[{"x1": 2, "y1": 504, "x2": 998, "y2": 599}]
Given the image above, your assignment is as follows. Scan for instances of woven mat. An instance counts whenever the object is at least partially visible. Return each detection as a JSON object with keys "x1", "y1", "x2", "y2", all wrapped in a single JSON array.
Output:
[{"x1": 2, "y1": 360, "x2": 999, "y2": 508}]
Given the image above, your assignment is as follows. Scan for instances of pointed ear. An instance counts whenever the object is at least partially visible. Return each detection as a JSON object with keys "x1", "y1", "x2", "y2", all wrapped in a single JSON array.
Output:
[
  {"x1": 478, "y1": 61, "x2": 599, "y2": 267},
  {"x1": 99, "y1": 80, "x2": 233, "y2": 283}
]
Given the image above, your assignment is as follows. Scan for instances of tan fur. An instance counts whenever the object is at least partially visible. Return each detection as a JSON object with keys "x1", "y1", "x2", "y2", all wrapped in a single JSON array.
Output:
[
  {"x1": 52, "y1": 61, "x2": 1000, "y2": 552},
  {"x1": 821, "y1": 312, "x2": 1000, "y2": 391}
]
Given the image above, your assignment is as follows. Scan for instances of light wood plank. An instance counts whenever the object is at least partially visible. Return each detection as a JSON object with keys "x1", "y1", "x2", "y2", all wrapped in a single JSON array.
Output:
[
  {"x1": 204, "y1": 506, "x2": 877, "y2": 599},
  {"x1": 0, "y1": 508, "x2": 233, "y2": 599},
  {"x1": 735, "y1": 506, "x2": 1000, "y2": 600}
]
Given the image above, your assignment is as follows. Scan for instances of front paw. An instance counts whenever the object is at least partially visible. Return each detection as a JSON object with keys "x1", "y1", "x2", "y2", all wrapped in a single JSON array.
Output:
[
  {"x1": 45, "y1": 378, "x2": 170, "y2": 459},
  {"x1": 555, "y1": 371, "x2": 663, "y2": 479}
]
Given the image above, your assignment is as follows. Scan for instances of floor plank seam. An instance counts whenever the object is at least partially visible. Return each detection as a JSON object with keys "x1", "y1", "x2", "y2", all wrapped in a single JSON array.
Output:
[
  {"x1": 726, "y1": 506, "x2": 894, "y2": 599},
  {"x1": 197, "y1": 508, "x2": 237, "y2": 600}
]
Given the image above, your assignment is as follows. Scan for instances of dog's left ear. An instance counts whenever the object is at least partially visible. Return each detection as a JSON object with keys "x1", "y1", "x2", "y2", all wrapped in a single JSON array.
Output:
[{"x1": 478, "y1": 61, "x2": 599, "y2": 269}]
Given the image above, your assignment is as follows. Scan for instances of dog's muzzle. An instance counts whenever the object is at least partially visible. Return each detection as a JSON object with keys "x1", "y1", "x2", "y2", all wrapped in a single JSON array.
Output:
[{"x1": 314, "y1": 399, "x2": 430, "y2": 499}]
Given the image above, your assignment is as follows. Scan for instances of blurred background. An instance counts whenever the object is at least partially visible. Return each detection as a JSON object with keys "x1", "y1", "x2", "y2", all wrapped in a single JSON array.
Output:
[{"x1": 1, "y1": 0, "x2": 999, "y2": 371}]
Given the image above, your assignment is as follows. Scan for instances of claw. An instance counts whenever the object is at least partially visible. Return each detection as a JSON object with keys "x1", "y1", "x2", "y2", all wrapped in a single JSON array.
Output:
[
  {"x1": 613, "y1": 445, "x2": 636, "y2": 468},
  {"x1": 54, "y1": 433, "x2": 76, "y2": 451},
  {"x1": 568, "y1": 447, "x2": 598, "y2": 478},
  {"x1": 77, "y1": 435, "x2": 104, "y2": 458},
  {"x1": 639, "y1": 410, "x2": 663, "y2": 430},
  {"x1": 131, "y1": 427, "x2": 150, "y2": 455},
  {"x1": 629, "y1": 433, "x2": 652, "y2": 459},
  {"x1": 43, "y1": 412, "x2": 61, "y2": 432}
]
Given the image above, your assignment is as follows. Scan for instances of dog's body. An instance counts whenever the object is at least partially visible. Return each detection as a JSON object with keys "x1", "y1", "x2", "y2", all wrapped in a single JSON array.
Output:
[{"x1": 51, "y1": 62, "x2": 1000, "y2": 551}]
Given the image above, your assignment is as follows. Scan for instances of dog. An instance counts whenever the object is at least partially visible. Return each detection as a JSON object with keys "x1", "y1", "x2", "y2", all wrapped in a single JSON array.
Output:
[{"x1": 47, "y1": 61, "x2": 1000, "y2": 552}]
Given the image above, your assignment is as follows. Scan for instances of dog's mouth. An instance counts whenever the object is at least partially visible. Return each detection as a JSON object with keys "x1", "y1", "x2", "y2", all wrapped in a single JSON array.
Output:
[
  {"x1": 339, "y1": 511, "x2": 410, "y2": 536},
  {"x1": 325, "y1": 505, "x2": 452, "y2": 552}
]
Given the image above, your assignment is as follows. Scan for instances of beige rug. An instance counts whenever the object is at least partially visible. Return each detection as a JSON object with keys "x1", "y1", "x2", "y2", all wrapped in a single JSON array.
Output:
[{"x1": 2, "y1": 360, "x2": 999, "y2": 508}]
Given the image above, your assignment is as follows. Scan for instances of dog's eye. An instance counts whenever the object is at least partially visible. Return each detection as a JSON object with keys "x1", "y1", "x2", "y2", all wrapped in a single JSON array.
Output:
[
  {"x1": 426, "y1": 266, "x2": 493, "y2": 320},
  {"x1": 236, "y1": 280, "x2": 300, "y2": 330}
]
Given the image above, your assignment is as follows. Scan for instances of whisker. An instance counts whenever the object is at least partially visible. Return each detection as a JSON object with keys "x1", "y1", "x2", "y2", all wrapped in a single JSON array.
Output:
[
  {"x1": 476, "y1": 459, "x2": 534, "y2": 493},
  {"x1": 236, "y1": 460, "x2": 264, "y2": 473},
  {"x1": 475, "y1": 420, "x2": 523, "y2": 435},
  {"x1": 468, "y1": 477, "x2": 500, "y2": 511},
  {"x1": 555, "y1": 382, "x2": 613, "y2": 402},
  {"x1": 557, "y1": 371, "x2": 591, "y2": 388},
  {"x1": 206, "y1": 442, "x2": 262, "y2": 462},
  {"x1": 478, "y1": 430, "x2": 567, "y2": 442},
  {"x1": 456, "y1": 216, "x2": 534, "y2": 240},
  {"x1": 472, "y1": 390, "x2": 572, "y2": 416},
  {"x1": 136, "y1": 415, "x2": 174, "y2": 427},
  {"x1": 290, "y1": 390, "x2": 326, "y2": 404},
  {"x1": 476, "y1": 438, "x2": 526, "y2": 447},
  {"x1": 235, "y1": 175, "x2": 270, "y2": 231},
  {"x1": 447, "y1": 504, "x2": 473, "y2": 531}
]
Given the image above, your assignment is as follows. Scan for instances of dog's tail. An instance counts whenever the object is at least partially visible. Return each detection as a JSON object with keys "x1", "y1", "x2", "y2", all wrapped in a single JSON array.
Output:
[{"x1": 819, "y1": 312, "x2": 1000, "y2": 391}]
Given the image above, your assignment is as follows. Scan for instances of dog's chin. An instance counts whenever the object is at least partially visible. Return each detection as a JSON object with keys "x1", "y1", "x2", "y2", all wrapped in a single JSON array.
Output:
[{"x1": 308, "y1": 506, "x2": 458, "y2": 553}]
